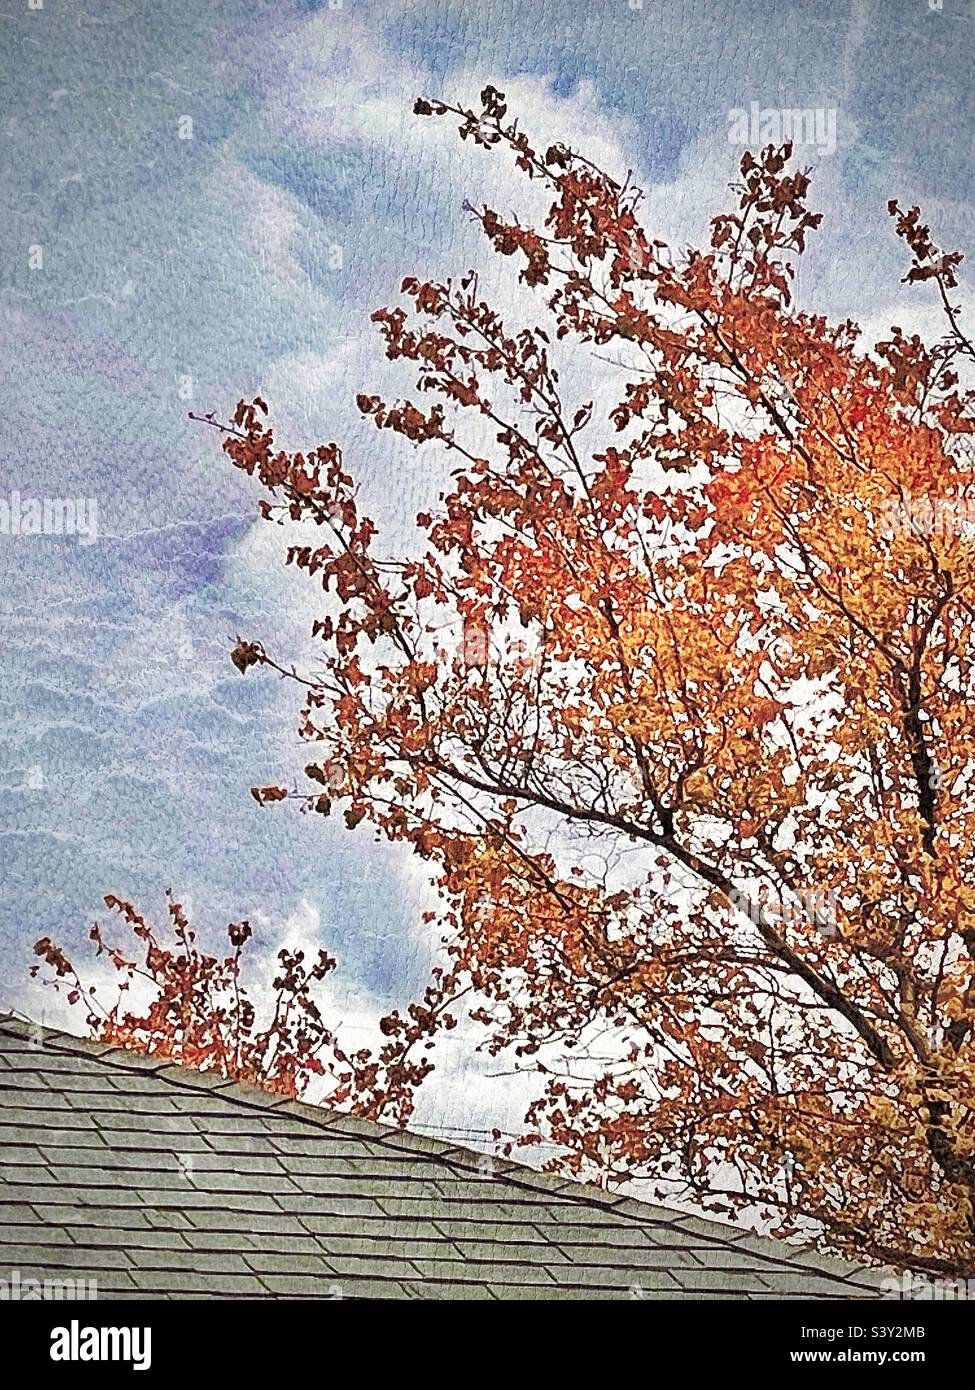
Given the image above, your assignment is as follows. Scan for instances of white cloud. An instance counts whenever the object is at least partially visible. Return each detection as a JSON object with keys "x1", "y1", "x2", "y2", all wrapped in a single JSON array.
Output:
[{"x1": 216, "y1": 154, "x2": 307, "y2": 286}]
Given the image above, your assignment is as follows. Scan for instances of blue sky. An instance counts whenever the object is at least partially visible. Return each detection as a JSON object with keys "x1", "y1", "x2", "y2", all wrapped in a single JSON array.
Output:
[{"x1": 2, "y1": 0, "x2": 974, "y2": 1140}]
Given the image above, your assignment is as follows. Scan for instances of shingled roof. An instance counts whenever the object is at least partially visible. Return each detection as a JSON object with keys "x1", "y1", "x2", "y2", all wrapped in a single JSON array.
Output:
[{"x1": 0, "y1": 1012, "x2": 893, "y2": 1300}]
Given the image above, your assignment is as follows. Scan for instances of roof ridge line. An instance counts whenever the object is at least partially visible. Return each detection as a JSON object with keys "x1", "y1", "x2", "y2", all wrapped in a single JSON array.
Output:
[{"x1": 0, "y1": 1013, "x2": 886, "y2": 1289}]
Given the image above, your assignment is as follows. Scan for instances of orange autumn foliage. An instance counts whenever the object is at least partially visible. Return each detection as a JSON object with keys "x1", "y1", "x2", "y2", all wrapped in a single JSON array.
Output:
[
  {"x1": 45, "y1": 86, "x2": 975, "y2": 1275},
  {"x1": 206, "y1": 89, "x2": 975, "y2": 1275}
]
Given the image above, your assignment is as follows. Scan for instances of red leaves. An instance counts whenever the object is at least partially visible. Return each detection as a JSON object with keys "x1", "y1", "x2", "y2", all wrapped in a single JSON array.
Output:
[
  {"x1": 250, "y1": 785, "x2": 289, "y2": 805},
  {"x1": 400, "y1": 276, "x2": 447, "y2": 316},
  {"x1": 31, "y1": 937, "x2": 72, "y2": 978},
  {"x1": 230, "y1": 639, "x2": 264, "y2": 674},
  {"x1": 479, "y1": 209, "x2": 551, "y2": 286},
  {"x1": 172, "y1": 88, "x2": 975, "y2": 1273},
  {"x1": 478, "y1": 85, "x2": 507, "y2": 121},
  {"x1": 219, "y1": 402, "x2": 340, "y2": 504},
  {"x1": 227, "y1": 920, "x2": 252, "y2": 948},
  {"x1": 412, "y1": 568, "x2": 436, "y2": 599},
  {"x1": 31, "y1": 896, "x2": 441, "y2": 1121},
  {"x1": 888, "y1": 199, "x2": 964, "y2": 289},
  {"x1": 358, "y1": 388, "x2": 445, "y2": 443},
  {"x1": 411, "y1": 96, "x2": 448, "y2": 120}
]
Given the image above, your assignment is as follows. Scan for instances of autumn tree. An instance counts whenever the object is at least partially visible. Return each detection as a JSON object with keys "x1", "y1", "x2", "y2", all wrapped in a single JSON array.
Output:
[
  {"x1": 33, "y1": 894, "x2": 442, "y2": 1121},
  {"x1": 170, "y1": 86, "x2": 975, "y2": 1274}
]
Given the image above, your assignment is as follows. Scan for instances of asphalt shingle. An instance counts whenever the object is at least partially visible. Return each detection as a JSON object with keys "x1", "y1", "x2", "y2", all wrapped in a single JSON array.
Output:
[{"x1": 0, "y1": 1013, "x2": 895, "y2": 1300}]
